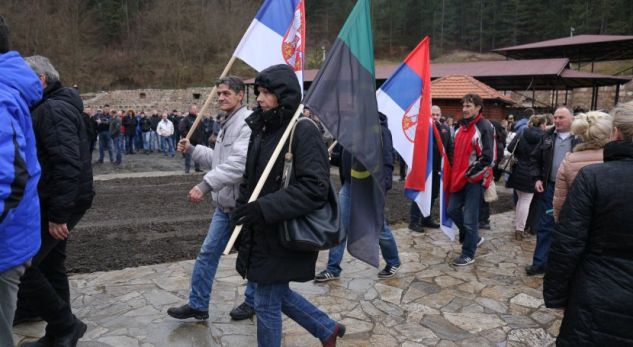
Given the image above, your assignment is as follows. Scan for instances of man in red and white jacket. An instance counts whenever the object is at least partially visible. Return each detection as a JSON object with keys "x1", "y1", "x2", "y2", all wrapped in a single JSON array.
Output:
[{"x1": 447, "y1": 93, "x2": 496, "y2": 266}]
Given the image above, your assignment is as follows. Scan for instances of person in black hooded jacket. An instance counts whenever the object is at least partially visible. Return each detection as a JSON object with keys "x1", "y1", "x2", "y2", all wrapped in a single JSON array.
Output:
[
  {"x1": 543, "y1": 102, "x2": 633, "y2": 346},
  {"x1": 16, "y1": 55, "x2": 93, "y2": 347},
  {"x1": 231, "y1": 64, "x2": 344, "y2": 347},
  {"x1": 506, "y1": 115, "x2": 547, "y2": 240}
]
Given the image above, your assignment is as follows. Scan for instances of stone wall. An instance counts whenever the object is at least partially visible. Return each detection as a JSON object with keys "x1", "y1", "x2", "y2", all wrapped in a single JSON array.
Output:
[{"x1": 83, "y1": 86, "x2": 261, "y2": 115}]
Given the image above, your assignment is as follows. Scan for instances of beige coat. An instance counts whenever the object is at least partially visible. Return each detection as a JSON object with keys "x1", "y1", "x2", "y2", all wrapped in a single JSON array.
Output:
[{"x1": 553, "y1": 148, "x2": 603, "y2": 221}]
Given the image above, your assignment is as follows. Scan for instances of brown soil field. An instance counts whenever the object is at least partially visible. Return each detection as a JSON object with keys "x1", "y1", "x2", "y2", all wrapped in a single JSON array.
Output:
[{"x1": 66, "y1": 153, "x2": 514, "y2": 273}]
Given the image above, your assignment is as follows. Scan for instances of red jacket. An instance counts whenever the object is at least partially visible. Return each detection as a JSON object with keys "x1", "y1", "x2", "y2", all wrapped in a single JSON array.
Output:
[{"x1": 449, "y1": 113, "x2": 496, "y2": 192}]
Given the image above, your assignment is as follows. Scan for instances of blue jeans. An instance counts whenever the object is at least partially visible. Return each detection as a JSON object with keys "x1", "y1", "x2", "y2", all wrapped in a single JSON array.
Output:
[
  {"x1": 98, "y1": 131, "x2": 113, "y2": 162},
  {"x1": 113, "y1": 136, "x2": 123, "y2": 163},
  {"x1": 447, "y1": 182, "x2": 483, "y2": 259},
  {"x1": 532, "y1": 183, "x2": 555, "y2": 267},
  {"x1": 150, "y1": 130, "x2": 158, "y2": 151},
  {"x1": 255, "y1": 282, "x2": 336, "y2": 346},
  {"x1": 160, "y1": 136, "x2": 175, "y2": 156},
  {"x1": 326, "y1": 183, "x2": 400, "y2": 276},
  {"x1": 142, "y1": 132, "x2": 151, "y2": 151},
  {"x1": 189, "y1": 208, "x2": 255, "y2": 311},
  {"x1": 125, "y1": 135, "x2": 135, "y2": 154}
]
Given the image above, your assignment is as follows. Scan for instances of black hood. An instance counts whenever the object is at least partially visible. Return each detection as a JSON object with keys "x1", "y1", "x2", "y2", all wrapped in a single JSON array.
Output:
[
  {"x1": 379, "y1": 112, "x2": 388, "y2": 127},
  {"x1": 604, "y1": 140, "x2": 633, "y2": 162},
  {"x1": 254, "y1": 64, "x2": 301, "y2": 111},
  {"x1": 523, "y1": 126, "x2": 545, "y2": 145},
  {"x1": 40, "y1": 80, "x2": 84, "y2": 114}
]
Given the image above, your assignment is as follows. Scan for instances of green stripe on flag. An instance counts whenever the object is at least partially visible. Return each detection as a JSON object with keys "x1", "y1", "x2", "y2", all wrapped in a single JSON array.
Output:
[{"x1": 337, "y1": 0, "x2": 374, "y2": 76}]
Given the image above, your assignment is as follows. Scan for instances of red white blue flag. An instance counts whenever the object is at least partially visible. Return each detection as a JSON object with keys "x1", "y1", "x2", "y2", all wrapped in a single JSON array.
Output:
[
  {"x1": 233, "y1": 0, "x2": 305, "y2": 89},
  {"x1": 376, "y1": 37, "x2": 457, "y2": 240},
  {"x1": 377, "y1": 38, "x2": 432, "y2": 212}
]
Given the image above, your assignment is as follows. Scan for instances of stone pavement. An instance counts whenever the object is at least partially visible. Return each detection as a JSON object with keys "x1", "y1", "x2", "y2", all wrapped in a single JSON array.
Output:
[{"x1": 13, "y1": 211, "x2": 562, "y2": 347}]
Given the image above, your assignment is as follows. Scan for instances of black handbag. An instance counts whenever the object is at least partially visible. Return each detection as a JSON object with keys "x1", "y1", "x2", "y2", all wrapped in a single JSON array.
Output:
[
  {"x1": 278, "y1": 117, "x2": 344, "y2": 251},
  {"x1": 499, "y1": 134, "x2": 520, "y2": 174}
]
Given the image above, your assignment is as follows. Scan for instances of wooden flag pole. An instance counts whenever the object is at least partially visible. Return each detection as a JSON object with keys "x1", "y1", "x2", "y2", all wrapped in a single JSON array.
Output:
[
  {"x1": 185, "y1": 55, "x2": 238, "y2": 140},
  {"x1": 328, "y1": 140, "x2": 338, "y2": 154},
  {"x1": 223, "y1": 104, "x2": 305, "y2": 255}
]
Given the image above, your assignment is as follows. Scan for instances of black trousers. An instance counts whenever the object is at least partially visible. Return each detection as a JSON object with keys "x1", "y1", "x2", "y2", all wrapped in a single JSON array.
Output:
[{"x1": 16, "y1": 210, "x2": 85, "y2": 336}]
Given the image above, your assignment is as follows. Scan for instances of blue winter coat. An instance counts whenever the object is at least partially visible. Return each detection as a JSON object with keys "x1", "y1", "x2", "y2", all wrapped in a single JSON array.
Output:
[{"x1": 0, "y1": 51, "x2": 43, "y2": 272}]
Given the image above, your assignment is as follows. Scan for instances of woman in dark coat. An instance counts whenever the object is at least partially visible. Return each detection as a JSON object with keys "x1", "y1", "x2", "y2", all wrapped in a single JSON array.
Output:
[
  {"x1": 543, "y1": 101, "x2": 633, "y2": 346},
  {"x1": 232, "y1": 64, "x2": 344, "y2": 347},
  {"x1": 122, "y1": 109, "x2": 137, "y2": 154},
  {"x1": 506, "y1": 115, "x2": 546, "y2": 239}
]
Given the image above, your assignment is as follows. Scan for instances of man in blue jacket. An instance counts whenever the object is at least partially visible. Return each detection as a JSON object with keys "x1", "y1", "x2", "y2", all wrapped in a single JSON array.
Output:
[{"x1": 0, "y1": 16, "x2": 43, "y2": 347}]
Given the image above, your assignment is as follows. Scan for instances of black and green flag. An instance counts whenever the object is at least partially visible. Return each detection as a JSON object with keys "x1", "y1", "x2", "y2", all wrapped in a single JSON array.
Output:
[{"x1": 304, "y1": 0, "x2": 384, "y2": 267}]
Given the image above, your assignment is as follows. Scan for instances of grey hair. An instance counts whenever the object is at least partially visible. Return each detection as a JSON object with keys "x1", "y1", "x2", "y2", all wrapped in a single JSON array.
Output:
[
  {"x1": 25, "y1": 55, "x2": 59, "y2": 84},
  {"x1": 215, "y1": 76, "x2": 245, "y2": 94}
]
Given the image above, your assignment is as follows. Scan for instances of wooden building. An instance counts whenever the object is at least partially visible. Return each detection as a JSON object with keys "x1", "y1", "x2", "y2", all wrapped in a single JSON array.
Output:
[{"x1": 430, "y1": 75, "x2": 514, "y2": 121}]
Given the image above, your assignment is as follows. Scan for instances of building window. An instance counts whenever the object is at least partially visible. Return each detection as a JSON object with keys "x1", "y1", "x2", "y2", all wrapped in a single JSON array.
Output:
[
  {"x1": 193, "y1": 93, "x2": 201, "y2": 100},
  {"x1": 139, "y1": 92, "x2": 146, "y2": 99}
]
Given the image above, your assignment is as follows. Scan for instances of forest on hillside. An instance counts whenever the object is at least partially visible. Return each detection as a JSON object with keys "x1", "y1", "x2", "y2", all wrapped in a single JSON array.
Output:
[{"x1": 2, "y1": 0, "x2": 633, "y2": 92}]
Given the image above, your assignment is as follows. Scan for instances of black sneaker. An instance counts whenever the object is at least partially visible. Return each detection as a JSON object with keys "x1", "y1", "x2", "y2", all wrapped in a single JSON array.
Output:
[
  {"x1": 314, "y1": 270, "x2": 340, "y2": 282},
  {"x1": 377, "y1": 264, "x2": 400, "y2": 279},
  {"x1": 20, "y1": 336, "x2": 54, "y2": 347},
  {"x1": 452, "y1": 255, "x2": 475, "y2": 266},
  {"x1": 167, "y1": 304, "x2": 209, "y2": 320},
  {"x1": 422, "y1": 219, "x2": 440, "y2": 229},
  {"x1": 52, "y1": 318, "x2": 87, "y2": 347},
  {"x1": 229, "y1": 302, "x2": 255, "y2": 320},
  {"x1": 525, "y1": 265, "x2": 546, "y2": 276},
  {"x1": 479, "y1": 222, "x2": 491, "y2": 230},
  {"x1": 408, "y1": 223, "x2": 424, "y2": 233},
  {"x1": 477, "y1": 236, "x2": 485, "y2": 247}
]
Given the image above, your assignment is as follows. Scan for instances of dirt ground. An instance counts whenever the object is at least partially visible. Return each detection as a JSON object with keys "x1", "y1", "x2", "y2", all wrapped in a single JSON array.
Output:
[{"x1": 66, "y1": 152, "x2": 514, "y2": 274}]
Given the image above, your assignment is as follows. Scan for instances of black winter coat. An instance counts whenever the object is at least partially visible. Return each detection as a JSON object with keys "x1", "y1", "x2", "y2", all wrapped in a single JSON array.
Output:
[
  {"x1": 506, "y1": 126, "x2": 544, "y2": 193},
  {"x1": 31, "y1": 81, "x2": 94, "y2": 223},
  {"x1": 140, "y1": 117, "x2": 152, "y2": 132},
  {"x1": 235, "y1": 108, "x2": 329, "y2": 284},
  {"x1": 529, "y1": 128, "x2": 581, "y2": 187},
  {"x1": 236, "y1": 63, "x2": 328, "y2": 284},
  {"x1": 544, "y1": 140, "x2": 633, "y2": 346},
  {"x1": 122, "y1": 115, "x2": 137, "y2": 137}
]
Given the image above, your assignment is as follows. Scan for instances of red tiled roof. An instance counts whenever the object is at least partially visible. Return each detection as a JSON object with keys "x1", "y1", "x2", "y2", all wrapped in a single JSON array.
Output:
[{"x1": 431, "y1": 75, "x2": 514, "y2": 105}]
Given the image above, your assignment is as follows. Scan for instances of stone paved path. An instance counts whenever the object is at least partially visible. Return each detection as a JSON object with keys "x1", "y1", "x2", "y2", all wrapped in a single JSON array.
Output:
[{"x1": 13, "y1": 211, "x2": 562, "y2": 347}]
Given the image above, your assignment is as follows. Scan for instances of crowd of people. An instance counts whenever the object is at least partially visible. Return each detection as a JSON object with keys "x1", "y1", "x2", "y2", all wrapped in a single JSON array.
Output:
[
  {"x1": 87, "y1": 103, "x2": 221, "y2": 172},
  {"x1": 2, "y1": 13, "x2": 633, "y2": 347}
]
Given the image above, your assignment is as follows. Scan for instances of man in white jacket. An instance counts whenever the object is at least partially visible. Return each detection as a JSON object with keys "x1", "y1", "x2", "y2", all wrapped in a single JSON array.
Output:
[
  {"x1": 167, "y1": 76, "x2": 256, "y2": 321},
  {"x1": 156, "y1": 112, "x2": 175, "y2": 157}
]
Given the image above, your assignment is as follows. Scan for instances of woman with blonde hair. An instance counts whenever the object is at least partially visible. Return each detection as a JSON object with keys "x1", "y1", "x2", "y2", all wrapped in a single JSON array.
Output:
[
  {"x1": 544, "y1": 102, "x2": 633, "y2": 345},
  {"x1": 552, "y1": 111, "x2": 612, "y2": 220}
]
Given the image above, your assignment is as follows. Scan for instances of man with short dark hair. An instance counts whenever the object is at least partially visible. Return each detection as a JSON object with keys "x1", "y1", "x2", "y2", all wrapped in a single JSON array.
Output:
[
  {"x1": 0, "y1": 16, "x2": 43, "y2": 347},
  {"x1": 17, "y1": 55, "x2": 94, "y2": 347},
  {"x1": 447, "y1": 94, "x2": 495, "y2": 266},
  {"x1": 95, "y1": 105, "x2": 114, "y2": 163},
  {"x1": 168, "y1": 76, "x2": 256, "y2": 321}
]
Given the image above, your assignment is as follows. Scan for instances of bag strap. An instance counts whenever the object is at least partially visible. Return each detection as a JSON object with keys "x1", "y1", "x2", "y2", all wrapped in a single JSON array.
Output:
[
  {"x1": 281, "y1": 117, "x2": 319, "y2": 189},
  {"x1": 509, "y1": 133, "x2": 521, "y2": 156}
]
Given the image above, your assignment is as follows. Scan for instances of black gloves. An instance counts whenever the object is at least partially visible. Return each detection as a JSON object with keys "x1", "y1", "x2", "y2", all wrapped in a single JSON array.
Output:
[{"x1": 232, "y1": 201, "x2": 264, "y2": 227}]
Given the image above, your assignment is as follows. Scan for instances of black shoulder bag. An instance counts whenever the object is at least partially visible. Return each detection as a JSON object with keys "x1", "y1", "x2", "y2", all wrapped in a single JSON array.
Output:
[{"x1": 278, "y1": 117, "x2": 344, "y2": 251}]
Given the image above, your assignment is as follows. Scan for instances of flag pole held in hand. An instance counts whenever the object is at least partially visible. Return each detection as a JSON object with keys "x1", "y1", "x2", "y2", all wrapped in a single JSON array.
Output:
[
  {"x1": 185, "y1": 55, "x2": 237, "y2": 141},
  {"x1": 223, "y1": 104, "x2": 305, "y2": 255}
]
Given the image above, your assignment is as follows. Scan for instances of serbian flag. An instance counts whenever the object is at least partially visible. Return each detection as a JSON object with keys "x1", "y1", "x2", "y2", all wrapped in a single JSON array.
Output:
[
  {"x1": 377, "y1": 37, "x2": 433, "y2": 215},
  {"x1": 233, "y1": 0, "x2": 305, "y2": 89},
  {"x1": 304, "y1": 0, "x2": 383, "y2": 267}
]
